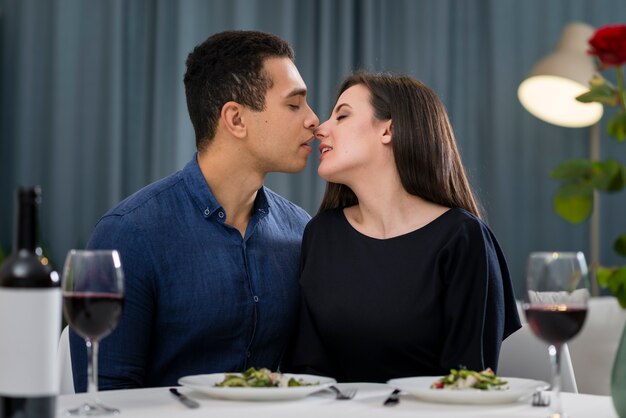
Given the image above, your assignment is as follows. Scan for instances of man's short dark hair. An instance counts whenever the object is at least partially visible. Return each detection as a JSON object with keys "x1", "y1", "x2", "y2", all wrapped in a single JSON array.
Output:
[{"x1": 183, "y1": 30, "x2": 294, "y2": 151}]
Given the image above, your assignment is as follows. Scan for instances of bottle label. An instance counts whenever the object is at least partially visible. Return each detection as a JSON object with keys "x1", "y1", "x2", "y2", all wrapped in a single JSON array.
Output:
[{"x1": 0, "y1": 288, "x2": 62, "y2": 396}]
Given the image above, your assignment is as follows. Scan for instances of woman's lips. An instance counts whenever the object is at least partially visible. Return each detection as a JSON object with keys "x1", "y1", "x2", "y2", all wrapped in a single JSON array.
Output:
[{"x1": 319, "y1": 144, "x2": 333, "y2": 160}]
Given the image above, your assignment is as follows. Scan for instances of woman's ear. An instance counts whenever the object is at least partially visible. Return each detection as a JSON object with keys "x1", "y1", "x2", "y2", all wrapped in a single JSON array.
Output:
[
  {"x1": 220, "y1": 101, "x2": 247, "y2": 138},
  {"x1": 381, "y1": 120, "x2": 393, "y2": 145}
]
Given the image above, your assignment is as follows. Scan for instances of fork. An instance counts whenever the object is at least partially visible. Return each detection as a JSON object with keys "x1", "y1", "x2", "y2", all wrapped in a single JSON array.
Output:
[
  {"x1": 383, "y1": 388, "x2": 401, "y2": 406},
  {"x1": 531, "y1": 391, "x2": 550, "y2": 407},
  {"x1": 328, "y1": 385, "x2": 358, "y2": 400}
]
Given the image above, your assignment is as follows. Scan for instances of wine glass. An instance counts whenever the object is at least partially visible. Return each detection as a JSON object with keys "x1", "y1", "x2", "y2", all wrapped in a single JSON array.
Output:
[
  {"x1": 523, "y1": 251, "x2": 589, "y2": 418},
  {"x1": 62, "y1": 250, "x2": 124, "y2": 416}
]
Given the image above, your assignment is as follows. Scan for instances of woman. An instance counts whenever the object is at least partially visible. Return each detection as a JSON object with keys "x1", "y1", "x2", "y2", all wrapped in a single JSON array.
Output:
[{"x1": 288, "y1": 73, "x2": 521, "y2": 383}]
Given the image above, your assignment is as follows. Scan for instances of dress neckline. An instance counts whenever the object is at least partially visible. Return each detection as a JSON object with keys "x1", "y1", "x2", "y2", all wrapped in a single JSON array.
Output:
[{"x1": 338, "y1": 206, "x2": 457, "y2": 242}]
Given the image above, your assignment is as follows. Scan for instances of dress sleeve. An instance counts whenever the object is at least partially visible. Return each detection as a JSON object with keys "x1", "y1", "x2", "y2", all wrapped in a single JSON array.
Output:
[
  {"x1": 283, "y1": 223, "x2": 338, "y2": 378},
  {"x1": 69, "y1": 214, "x2": 156, "y2": 391},
  {"x1": 438, "y1": 219, "x2": 521, "y2": 373},
  {"x1": 284, "y1": 296, "x2": 337, "y2": 377}
]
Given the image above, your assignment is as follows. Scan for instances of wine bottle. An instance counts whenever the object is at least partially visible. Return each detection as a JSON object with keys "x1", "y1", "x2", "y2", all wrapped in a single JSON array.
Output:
[{"x1": 0, "y1": 187, "x2": 61, "y2": 418}]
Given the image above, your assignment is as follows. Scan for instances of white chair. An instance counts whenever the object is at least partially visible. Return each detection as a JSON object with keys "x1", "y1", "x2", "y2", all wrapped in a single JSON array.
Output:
[
  {"x1": 568, "y1": 296, "x2": 626, "y2": 395},
  {"x1": 498, "y1": 323, "x2": 578, "y2": 393},
  {"x1": 57, "y1": 326, "x2": 75, "y2": 394}
]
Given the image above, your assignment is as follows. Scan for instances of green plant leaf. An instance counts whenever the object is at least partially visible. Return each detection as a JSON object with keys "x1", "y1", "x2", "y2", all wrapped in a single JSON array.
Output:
[
  {"x1": 608, "y1": 163, "x2": 626, "y2": 192},
  {"x1": 592, "y1": 160, "x2": 626, "y2": 192},
  {"x1": 607, "y1": 110, "x2": 626, "y2": 141},
  {"x1": 576, "y1": 75, "x2": 619, "y2": 106},
  {"x1": 553, "y1": 184, "x2": 593, "y2": 223},
  {"x1": 550, "y1": 159, "x2": 593, "y2": 181},
  {"x1": 614, "y1": 235, "x2": 626, "y2": 257},
  {"x1": 596, "y1": 266, "x2": 617, "y2": 292},
  {"x1": 597, "y1": 266, "x2": 626, "y2": 308}
]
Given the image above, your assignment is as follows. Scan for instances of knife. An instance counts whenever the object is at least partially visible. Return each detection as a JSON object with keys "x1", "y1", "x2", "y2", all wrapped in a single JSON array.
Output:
[
  {"x1": 383, "y1": 388, "x2": 401, "y2": 406},
  {"x1": 170, "y1": 387, "x2": 200, "y2": 409}
]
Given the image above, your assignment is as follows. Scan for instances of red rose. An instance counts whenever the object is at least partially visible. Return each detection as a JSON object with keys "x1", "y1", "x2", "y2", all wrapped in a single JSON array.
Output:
[{"x1": 588, "y1": 24, "x2": 626, "y2": 67}]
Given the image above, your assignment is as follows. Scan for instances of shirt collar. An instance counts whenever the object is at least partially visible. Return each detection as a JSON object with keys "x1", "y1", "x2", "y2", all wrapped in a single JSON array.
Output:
[{"x1": 182, "y1": 152, "x2": 270, "y2": 219}]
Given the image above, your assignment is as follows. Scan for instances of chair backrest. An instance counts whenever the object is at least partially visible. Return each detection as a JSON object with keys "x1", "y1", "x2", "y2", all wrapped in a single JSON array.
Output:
[
  {"x1": 57, "y1": 325, "x2": 75, "y2": 394},
  {"x1": 568, "y1": 296, "x2": 626, "y2": 395},
  {"x1": 498, "y1": 323, "x2": 578, "y2": 393}
]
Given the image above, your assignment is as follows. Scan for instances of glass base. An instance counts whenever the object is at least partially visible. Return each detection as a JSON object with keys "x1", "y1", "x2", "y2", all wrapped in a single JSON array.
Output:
[{"x1": 64, "y1": 402, "x2": 120, "y2": 416}]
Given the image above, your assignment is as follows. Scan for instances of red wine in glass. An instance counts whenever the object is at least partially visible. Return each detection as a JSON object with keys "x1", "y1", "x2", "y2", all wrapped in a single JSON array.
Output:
[
  {"x1": 525, "y1": 305, "x2": 587, "y2": 346},
  {"x1": 524, "y1": 251, "x2": 589, "y2": 418},
  {"x1": 62, "y1": 250, "x2": 124, "y2": 416},
  {"x1": 63, "y1": 292, "x2": 123, "y2": 341}
]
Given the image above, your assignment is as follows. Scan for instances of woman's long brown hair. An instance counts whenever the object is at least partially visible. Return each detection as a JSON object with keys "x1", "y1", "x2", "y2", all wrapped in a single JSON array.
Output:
[{"x1": 318, "y1": 72, "x2": 481, "y2": 218}]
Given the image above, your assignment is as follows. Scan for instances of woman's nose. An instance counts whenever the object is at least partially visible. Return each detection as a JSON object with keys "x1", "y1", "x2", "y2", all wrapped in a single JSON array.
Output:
[{"x1": 314, "y1": 121, "x2": 329, "y2": 139}]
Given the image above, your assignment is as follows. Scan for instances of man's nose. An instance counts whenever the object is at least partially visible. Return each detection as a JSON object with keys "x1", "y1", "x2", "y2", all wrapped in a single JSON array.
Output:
[{"x1": 305, "y1": 107, "x2": 320, "y2": 130}]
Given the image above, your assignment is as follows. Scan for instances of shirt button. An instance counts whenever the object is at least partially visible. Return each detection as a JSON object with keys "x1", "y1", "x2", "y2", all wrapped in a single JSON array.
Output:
[
  {"x1": 218, "y1": 211, "x2": 225, "y2": 218},
  {"x1": 247, "y1": 351, "x2": 251, "y2": 358},
  {"x1": 253, "y1": 296, "x2": 259, "y2": 302},
  {"x1": 203, "y1": 208, "x2": 210, "y2": 216}
]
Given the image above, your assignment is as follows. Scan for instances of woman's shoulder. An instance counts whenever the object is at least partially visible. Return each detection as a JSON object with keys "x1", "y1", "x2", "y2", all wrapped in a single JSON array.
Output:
[
  {"x1": 300, "y1": 209, "x2": 349, "y2": 253},
  {"x1": 429, "y1": 207, "x2": 486, "y2": 232},
  {"x1": 424, "y1": 207, "x2": 502, "y2": 252},
  {"x1": 435, "y1": 208, "x2": 506, "y2": 257},
  {"x1": 306, "y1": 207, "x2": 344, "y2": 228}
]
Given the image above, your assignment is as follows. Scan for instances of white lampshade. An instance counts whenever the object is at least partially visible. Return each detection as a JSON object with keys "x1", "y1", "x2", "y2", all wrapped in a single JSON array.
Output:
[{"x1": 518, "y1": 22, "x2": 603, "y2": 128}]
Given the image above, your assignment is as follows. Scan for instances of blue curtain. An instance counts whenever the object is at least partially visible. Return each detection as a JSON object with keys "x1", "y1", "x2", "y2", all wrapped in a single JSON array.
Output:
[{"x1": 2, "y1": 0, "x2": 626, "y2": 296}]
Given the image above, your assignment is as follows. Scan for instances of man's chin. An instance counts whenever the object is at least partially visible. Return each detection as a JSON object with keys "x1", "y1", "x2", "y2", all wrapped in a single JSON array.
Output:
[
  {"x1": 278, "y1": 166, "x2": 307, "y2": 174},
  {"x1": 278, "y1": 159, "x2": 308, "y2": 174}
]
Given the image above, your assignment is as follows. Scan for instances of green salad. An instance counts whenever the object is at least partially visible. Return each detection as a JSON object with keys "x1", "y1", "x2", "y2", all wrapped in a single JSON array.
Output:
[
  {"x1": 215, "y1": 367, "x2": 317, "y2": 388},
  {"x1": 430, "y1": 368, "x2": 508, "y2": 391}
]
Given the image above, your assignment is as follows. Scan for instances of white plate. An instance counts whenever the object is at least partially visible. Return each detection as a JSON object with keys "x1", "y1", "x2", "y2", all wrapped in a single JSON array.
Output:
[
  {"x1": 387, "y1": 376, "x2": 549, "y2": 405},
  {"x1": 178, "y1": 373, "x2": 336, "y2": 401}
]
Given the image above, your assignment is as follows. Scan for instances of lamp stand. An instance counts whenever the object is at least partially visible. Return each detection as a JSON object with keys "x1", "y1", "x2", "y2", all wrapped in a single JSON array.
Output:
[{"x1": 590, "y1": 122, "x2": 601, "y2": 296}]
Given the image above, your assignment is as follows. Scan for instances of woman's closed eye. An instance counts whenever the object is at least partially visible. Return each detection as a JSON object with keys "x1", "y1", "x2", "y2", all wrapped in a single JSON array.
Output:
[
  {"x1": 336, "y1": 114, "x2": 348, "y2": 121},
  {"x1": 289, "y1": 104, "x2": 301, "y2": 110}
]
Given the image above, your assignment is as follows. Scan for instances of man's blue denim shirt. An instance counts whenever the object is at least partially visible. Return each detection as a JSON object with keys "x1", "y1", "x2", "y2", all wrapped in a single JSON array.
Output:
[{"x1": 69, "y1": 154, "x2": 311, "y2": 390}]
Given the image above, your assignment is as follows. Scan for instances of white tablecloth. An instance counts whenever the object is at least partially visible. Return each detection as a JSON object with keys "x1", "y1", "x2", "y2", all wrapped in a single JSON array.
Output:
[{"x1": 56, "y1": 383, "x2": 618, "y2": 418}]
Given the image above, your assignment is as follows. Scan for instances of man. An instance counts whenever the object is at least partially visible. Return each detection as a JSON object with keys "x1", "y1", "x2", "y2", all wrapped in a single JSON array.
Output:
[{"x1": 69, "y1": 30, "x2": 319, "y2": 390}]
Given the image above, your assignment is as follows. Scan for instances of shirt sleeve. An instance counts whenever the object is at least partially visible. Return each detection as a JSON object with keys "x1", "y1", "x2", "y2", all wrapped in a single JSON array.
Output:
[
  {"x1": 438, "y1": 219, "x2": 521, "y2": 373},
  {"x1": 69, "y1": 214, "x2": 156, "y2": 391}
]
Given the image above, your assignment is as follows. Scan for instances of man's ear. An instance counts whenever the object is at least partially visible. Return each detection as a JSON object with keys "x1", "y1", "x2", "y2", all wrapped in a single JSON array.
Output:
[
  {"x1": 381, "y1": 120, "x2": 393, "y2": 145},
  {"x1": 220, "y1": 101, "x2": 247, "y2": 138}
]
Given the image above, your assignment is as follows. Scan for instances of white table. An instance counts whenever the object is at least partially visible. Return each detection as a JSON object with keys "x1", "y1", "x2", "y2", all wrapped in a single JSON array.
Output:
[{"x1": 56, "y1": 383, "x2": 618, "y2": 418}]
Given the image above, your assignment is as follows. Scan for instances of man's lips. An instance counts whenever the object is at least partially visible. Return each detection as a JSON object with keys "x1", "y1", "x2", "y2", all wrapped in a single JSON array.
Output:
[{"x1": 300, "y1": 137, "x2": 315, "y2": 154}]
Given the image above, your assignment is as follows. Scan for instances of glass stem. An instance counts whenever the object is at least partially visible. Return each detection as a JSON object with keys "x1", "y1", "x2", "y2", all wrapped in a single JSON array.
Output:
[
  {"x1": 549, "y1": 344, "x2": 563, "y2": 417},
  {"x1": 86, "y1": 339, "x2": 100, "y2": 395}
]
